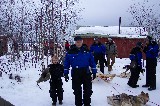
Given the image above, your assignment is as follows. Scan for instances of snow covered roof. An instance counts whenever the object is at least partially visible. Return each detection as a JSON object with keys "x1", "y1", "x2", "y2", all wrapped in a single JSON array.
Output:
[
  {"x1": 0, "y1": 34, "x2": 8, "y2": 37},
  {"x1": 74, "y1": 26, "x2": 148, "y2": 38}
]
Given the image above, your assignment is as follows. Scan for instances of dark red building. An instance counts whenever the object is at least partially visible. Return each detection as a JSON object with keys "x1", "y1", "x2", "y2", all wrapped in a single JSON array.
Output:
[
  {"x1": 74, "y1": 26, "x2": 148, "y2": 58},
  {"x1": 82, "y1": 37, "x2": 146, "y2": 58}
]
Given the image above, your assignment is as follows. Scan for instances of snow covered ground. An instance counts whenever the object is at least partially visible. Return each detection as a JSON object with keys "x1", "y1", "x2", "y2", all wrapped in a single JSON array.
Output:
[{"x1": 0, "y1": 55, "x2": 160, "y2": 106}]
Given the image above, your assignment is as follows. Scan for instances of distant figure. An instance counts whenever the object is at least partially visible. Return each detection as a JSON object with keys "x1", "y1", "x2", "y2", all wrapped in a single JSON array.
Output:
[
  {"x1": 142, "y1": 36, "x2": 159, "y2": 91},
  {"x1": 105, "y1": 38, "x2": 118, "y2": 72},
  {"x1": 43, "y1": 41, "x2": 48, "y2": 56},
  {"x1": 13, "y1": 41, "x2": 18, "y2": 53},
  {"x1": 0, "y1": 40, "x2": 3, "y2": 56},
  {"x1": 65, "y1": 40, "x2": 70, "y2": 51},
  {"x1": 90, "y1": 38, "x2": 106, "y2": 73},
  {"x1": 33, "y1": 43, "x2": 38, "y2": 53}
]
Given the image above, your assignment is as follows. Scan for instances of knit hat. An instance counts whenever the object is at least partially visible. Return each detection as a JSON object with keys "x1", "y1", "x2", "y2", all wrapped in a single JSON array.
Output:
[
  {"x1": 146, "y1": 36, "x2": 152, "y2": 41},
  {"x1": 136, "y1": 42, "x2": 143, "y2": 48},
  {"x1": 74, "y1": 36, "x2": 82, "y2": 41}
]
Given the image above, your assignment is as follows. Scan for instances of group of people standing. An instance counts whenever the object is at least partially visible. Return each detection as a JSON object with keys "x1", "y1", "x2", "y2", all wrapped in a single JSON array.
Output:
[
  {"x1": 65, "y1": 37, "x2": 118, "y2": 73},
  {"x1": 90, "y1": 37, "x2": 118, "y2": 73},
  {"x1": 128, "y1": 36, "x2": 159, "y2": 91},
  {"x1": 45, "y1": 36, "x2": 117, "y2": 106},
  {"x1": 39, "y1": 36, "x2": 159, "y2": 106}
]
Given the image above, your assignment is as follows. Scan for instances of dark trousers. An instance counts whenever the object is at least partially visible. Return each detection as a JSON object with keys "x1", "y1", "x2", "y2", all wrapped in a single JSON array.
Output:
[
  {"x1": 94, "y1": 54, "x2": 104, "y2": 73},
  {"x1": 72, "y1": 69, "x2": 93, "y2": 106},
  {"x1": 49, "y1": 79, "x2": 63, "y2": 103},
  {"x1": 128, "y1": 67, "x2": 140, "y2": 86},
  {"x1": 146, "y1": 58, "x2": 157, "y2": 88}
]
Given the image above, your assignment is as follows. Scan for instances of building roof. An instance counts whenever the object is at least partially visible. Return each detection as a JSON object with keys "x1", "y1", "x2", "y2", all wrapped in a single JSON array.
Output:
[{"x1": 74, "y1": 26, "x2": 148, "y2": 38}]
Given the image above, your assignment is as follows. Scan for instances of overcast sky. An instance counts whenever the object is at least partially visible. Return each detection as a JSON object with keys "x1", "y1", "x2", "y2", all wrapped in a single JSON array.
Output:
[{"x1": 77, "y1": 0, "x2": 160, "y2": 26}]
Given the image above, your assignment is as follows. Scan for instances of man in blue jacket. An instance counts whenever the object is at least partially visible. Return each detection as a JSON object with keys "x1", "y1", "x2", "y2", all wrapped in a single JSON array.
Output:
[
  {"x1": 90, "y1": 38, "x2": 106, "y2": 73},
  {"x1": 142, "y1": 36, "x2": 159, "y2": 91},
  {"x1": 64, "y1": 36, "x2": 97, "y2": 106},
  {"x1": 127, "y1": 42, "x2": 143, "y2": 88}
]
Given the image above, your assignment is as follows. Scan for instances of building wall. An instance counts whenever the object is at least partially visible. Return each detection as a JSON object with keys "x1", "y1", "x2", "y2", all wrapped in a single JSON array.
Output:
[{"x1": 82, "y1": 37, "x2": 146, "y2": 59}]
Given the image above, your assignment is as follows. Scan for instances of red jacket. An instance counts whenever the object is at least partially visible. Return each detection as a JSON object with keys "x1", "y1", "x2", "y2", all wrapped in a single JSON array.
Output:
[{"x1": 65, "y1": 43, "x2": 70, "y2": 48}]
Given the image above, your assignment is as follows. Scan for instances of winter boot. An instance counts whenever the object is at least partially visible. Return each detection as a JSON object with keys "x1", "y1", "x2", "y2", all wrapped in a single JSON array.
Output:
[
  {"x1": 59, "y1": 101, "x2": 63, "y2": 105},
  {"x1": 148, "y1": 87, "x2": 156, "y2": 91},
  {"x1": 108, "y1": 65, "x2": 112, "y2": 72},
  {"x1": 52, "y1": 102, "x2": 56, "y2": 106},
  {"x1": 142, "y1": 84, "x2": 149, "y2": 88},
  {"x1": 127, "y1": 83, "x2": 138, "y2": 88}
]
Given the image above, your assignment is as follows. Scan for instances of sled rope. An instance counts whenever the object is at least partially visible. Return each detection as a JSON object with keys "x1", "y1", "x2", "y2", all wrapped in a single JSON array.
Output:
[
  {"x1": 112, "y1": 86, "x2": 120, "y2": 94},
  {"x1": 37, "y1": 83, "x2": 42, "y2": 90},
  {"x1": 114, "y1": 82, "x2": 160, "y2": 106}
]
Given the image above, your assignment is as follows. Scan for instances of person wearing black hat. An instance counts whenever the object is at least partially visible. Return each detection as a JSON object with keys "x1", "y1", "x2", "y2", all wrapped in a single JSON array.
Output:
[
  {"x1": 127, "y1": 42, "x2": 143, "y2": 88},
  {"x1": 142, "y1": 36, "x2": 159, "y2": 91},
  {"x1": 64, "y1": 36, "x2": 97, "y2": 106},
  {"x1": 90, "y1": 38, "x2": 106, "y2": 73}
]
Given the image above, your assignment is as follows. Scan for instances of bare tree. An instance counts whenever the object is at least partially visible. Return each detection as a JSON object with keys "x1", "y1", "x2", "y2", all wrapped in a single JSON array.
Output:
[
  {"x1": 128, "y1": 0, "x2": 160, "y2": 39},
  {"x1": 35, "y1": 0, "x2": 81, "y2": 65},
  {"x1": 0, "y1": 0, "x2": 81, "y2": 79}
]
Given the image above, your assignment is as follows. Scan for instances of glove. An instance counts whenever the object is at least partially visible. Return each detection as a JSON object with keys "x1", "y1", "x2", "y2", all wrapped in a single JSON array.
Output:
[
  {"x1": 92, "y1": 74, "x2": 96, "y2": 80},
  {"x1": 64, "y1": 74, "x2": 69, "y2": 82},
  {"x1": 137, "y1": 65, "x2": 142, "y2": 70}
]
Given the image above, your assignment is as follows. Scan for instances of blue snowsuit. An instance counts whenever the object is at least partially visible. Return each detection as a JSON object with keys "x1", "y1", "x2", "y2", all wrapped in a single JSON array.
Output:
[
  {"x1": 64, "y1": 44, "x2": 97, "y2": 106},
  {"x1": 128, "y1": 47, "x2": 142, "y2": 87},
  {"x1": 90, "y1": 42, "x2": 106, "y2": 73},
  {"x1": 143, "y1": 41, "x2": 159, "y2": 89}
]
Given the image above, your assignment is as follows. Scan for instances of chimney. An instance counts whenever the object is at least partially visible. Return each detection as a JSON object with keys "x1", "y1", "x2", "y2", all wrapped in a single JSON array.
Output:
[{"x1": 119, "y1": 17, "x2": 121, "y2": 34}]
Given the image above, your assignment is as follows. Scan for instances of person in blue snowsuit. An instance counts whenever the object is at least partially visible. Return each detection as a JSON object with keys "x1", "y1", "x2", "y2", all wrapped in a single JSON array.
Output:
[
  {"x1": 90, "y1": 38, "x2": 106, "y2": 73},
  {"x1": 142, "y1": 36, "x2": 159, "y2": 91},
  {"x1": 64, "y1": 36, "x2": 97, "y2": 106},
  {"x1": 127, "y1": 42, "x2": 143, "y2": 88}
]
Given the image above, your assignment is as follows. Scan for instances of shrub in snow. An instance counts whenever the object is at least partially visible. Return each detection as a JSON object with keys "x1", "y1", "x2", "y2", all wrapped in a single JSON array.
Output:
[
  {"x1": 9, "y1": 73, "x2": 13, "y2": 79},
  {"x1": 8, "y1": 73, "x2": 22, "y2": 82},
  {"x1": 15, "y1": 75, "x2": 21, "y2": 82}
]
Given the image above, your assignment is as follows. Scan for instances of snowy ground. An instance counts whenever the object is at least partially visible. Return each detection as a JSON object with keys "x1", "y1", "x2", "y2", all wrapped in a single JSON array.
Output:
[{"x1": 0, "y1": 55, "x2": 160, "y2": 106}]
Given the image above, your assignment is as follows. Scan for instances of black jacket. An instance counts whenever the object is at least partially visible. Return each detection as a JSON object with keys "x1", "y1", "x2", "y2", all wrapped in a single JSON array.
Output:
[{"x1": 48, "y1": 64, "x2": 64, "y2": 80}]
